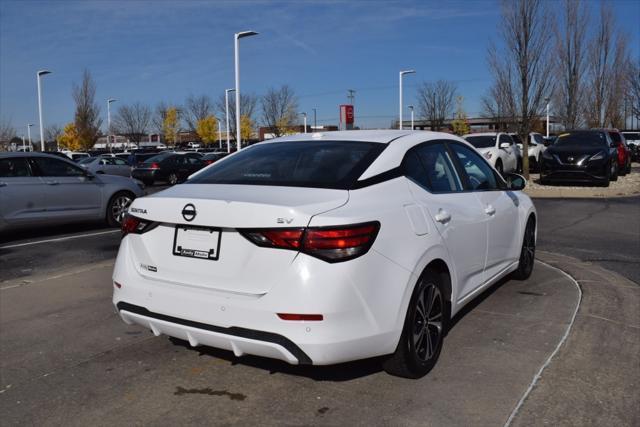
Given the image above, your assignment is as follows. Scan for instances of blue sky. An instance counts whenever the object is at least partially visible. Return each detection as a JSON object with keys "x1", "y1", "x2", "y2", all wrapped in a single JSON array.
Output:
[{"x1": 1, "y1": 0, "x2": 639, "y2": 138}]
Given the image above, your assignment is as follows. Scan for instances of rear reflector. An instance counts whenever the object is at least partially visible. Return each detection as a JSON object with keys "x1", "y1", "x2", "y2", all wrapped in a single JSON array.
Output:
[
  {"x1": 277, "y1": 313, "x2": 323, "y2": 321},
  {"x1": 240, "y1": 221, "x2": 380, "y2": 263}
]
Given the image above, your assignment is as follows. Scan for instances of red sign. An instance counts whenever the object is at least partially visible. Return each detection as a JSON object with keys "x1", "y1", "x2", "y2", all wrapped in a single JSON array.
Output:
[{"x1": 340, "y1": 104, "x2": 354, "y2": 125}]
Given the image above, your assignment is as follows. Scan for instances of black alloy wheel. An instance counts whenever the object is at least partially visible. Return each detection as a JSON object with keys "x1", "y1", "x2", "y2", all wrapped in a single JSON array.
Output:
[
  {"x1": 383, "y1": 269, "x2": 448, "y2": 378},
  {"x1": 168, "y1": 173, "x2": 178, "y2": 185},
  {"x1": 512, "y1": 217, "x2": 536, "y2": 280}
]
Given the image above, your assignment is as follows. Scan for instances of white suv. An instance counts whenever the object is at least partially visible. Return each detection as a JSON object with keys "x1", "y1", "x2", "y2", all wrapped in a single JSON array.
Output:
[
  {"x1": 509, "y1": 132, "x2": 547, "y2": 172},
  {"x1": 463, "y1": 132, "x2": 519, "y2": 175}
]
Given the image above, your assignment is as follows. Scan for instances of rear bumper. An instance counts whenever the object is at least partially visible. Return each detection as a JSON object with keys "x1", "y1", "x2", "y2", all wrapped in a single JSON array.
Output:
[
  {"x1": 117, "y1": 302, "x2": 311, "y2": 364},
  {"x1": 132, "y1": 169, "x2": 158, "y2": 181},
  {"x1": 112, "y1": 236, "x2": 412, "y2": 365}
]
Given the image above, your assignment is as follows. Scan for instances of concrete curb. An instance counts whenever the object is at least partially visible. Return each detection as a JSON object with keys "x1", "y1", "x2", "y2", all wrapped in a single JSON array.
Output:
[{"x1": 509, "y1": 251, "x2": 640, "y2": 426}]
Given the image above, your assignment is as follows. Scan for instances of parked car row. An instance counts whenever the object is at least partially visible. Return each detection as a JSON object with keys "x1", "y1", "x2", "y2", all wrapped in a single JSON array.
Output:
[{"x1": 539, "y1": 129, "x2": 631, "y2": 187}]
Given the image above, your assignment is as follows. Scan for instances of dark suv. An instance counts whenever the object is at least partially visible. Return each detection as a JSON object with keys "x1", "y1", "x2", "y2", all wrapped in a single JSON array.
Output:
[{"x1": 539, "y1": 130, "x2": 618, "y2": 187}]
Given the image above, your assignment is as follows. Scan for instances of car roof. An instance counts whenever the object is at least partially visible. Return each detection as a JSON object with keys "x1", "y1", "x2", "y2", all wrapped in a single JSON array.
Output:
[
  {"x1": 0, "y1": 152, "x2": 74, "y2": 159},
  {"x1": 267, "y1": 129, "x2": 416, "y2": 144}
]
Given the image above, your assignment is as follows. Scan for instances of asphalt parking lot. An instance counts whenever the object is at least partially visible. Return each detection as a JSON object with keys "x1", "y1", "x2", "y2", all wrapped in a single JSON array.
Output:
[{"x1": 1, "y1": 194, "x2": 638, "y2": 426}]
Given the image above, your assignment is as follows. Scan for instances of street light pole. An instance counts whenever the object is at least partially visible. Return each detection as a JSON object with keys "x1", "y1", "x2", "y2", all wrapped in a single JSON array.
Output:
[
  {"x1": 234, "y1": 30, "x2": 258, "y2": 151},
  {"x1": 225, "y1": 88, "x2": 235, "y2": 153},
  {"x1": 399, "y1": 70, "x2": 415, "y2": 130},
  {"x1": 300, "y1": 112, "x2": 307, "y2": 133},
  {"x1": 545, "y1": 97, "x2": 550, "y2": 138},
  {"x1": 312, "y1": 108, "x2": 317, "y2": 129},
  {"x1": 27, "y1": 124, "x2": 33, "y2": 151},
  {"x1": 107, "y1": 98, "x2": 117, "y2": 152},
  {"x1": 37, "y1": 70, "x2": 51, "y2": 151},
  {"x1": 408, "y1": 105, "x2": 414, "y2": 130}
]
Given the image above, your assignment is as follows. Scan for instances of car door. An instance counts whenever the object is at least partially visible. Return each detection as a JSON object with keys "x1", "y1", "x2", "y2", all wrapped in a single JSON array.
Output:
[
  {"x1": 0, "y1": 156, "x2": 49, "y2": 227},
  {"x1": 499, "y1": 134, "x2": 517, "y2": 172},
  {"x1": 110, "y1": 157, "x2": 132, "y2": 177},
  {"x1": 30, "y1": 156, "x2": 103, "y2": 220},
  {"x1": 404, "y1": 141, "x2": 488, "y2": 302},
  {"x1": 448, "y1": 142, "x2": 521, "y2": 282}
]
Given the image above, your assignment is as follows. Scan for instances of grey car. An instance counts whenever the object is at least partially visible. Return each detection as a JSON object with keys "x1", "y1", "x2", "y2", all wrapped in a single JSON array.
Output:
[
  {"x1": 78, "y1": 155, "x2": 132, "y2": 177},
  {"x1": 0, "y1": 152, "x2": 145, "y2": 232}
]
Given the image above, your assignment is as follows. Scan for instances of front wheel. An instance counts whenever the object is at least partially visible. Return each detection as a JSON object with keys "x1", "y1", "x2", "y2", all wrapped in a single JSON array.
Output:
[
  {"x1": 168, "y1": 173, "x2": 178, "y2": 185},
  {"x1": 106, "y1": 191, "x2": 134, "y2": 227},
  {"x1": 512, "y1": 217, "x2": 536, "y2": 280},
  {"x1": 383, "y1": 269, "x2": 448, "y2": 378}
]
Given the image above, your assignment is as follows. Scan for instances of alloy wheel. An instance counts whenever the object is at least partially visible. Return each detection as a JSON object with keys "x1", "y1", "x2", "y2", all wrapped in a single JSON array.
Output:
[
  {"x1": 169, "y1": 173, "x2": 178, "y2": 185},
  {"x1": 111, "y1": 194, "x2": 132, "y2": 224},
  {"x1": 413, "y1": 283, "x2": 443, "y2": 362},
  {"x1": 522, "y1": 221, "x2": 536, "y2": 272}
]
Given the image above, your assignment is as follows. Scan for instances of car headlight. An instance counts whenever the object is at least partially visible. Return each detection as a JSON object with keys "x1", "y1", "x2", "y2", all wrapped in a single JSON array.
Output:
[
  {"x1": 541, "y1": 150, "x2": 553, "y2": 160},
  {"x1": 589, "y1": 151, "x2": 606, "y2": 161},
  {"x1": 483, "y1": 151, "x2": 492, "y2": 160}
]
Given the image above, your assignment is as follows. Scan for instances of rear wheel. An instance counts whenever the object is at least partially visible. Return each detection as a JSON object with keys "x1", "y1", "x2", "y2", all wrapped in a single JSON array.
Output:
[
  {"x1": 168, "y1": 173, "x2": 178, "y2": 185},
  {"x1": 106, "y1": 191, "x2": 134, "y2": 227},
  {"x1": 611, "y1": 162, "x2": 618, "y2": 182},
  {"x1": 512, "y1": 217, "x2": 536, "y2": 280},
  {"x1": 383, "y1": 269, "x2": 448, "y2": 378}
]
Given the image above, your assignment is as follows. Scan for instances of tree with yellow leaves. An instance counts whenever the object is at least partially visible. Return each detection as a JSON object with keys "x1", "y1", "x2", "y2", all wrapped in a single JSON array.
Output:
[
  {"x1": 163, "y1": 107, "x2": 179, "y2": 144},
  {"x1": 451, "y1": 96, "x2": 470, "y2": 136},
  {"x1": 57, "y1": 123, "x2": 82, "y2": 151},
  {"x1": 240, "y1": 115, "x2": 254, "y2": 141},
  {"x1": 196, "y1": 115, "x2": 219, "y2": 146}
]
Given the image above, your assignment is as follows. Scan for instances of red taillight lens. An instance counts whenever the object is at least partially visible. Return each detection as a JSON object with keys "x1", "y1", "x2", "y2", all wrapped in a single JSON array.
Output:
[
  {"x1": 150, "y1": 162, "x2": 160, "y2": 169},
  {"x1": 277, "y1": 313, "x2": 323, "y2": 321},
  {"x1": 205, "y1": 160, "x2": 214, "y2": 165},
  {"x1": 240, "y1": 222, "x2": 380, "y2": 263},
  {"x1": 121, "y1": 214, "x2": 156, "y2": 236}
]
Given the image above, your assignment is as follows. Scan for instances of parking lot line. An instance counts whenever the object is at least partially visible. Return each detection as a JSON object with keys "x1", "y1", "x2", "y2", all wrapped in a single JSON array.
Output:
[
  {"x1": 503, "y1": 260, "x2": 583, "y2": 427},
  {"x1": 0, "y1": 230, "x2": 120, "y2": 250}
]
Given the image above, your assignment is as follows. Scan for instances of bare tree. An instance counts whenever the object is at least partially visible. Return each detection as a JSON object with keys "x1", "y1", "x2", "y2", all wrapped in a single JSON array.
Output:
[
  {"x1": 416, "y1": 80, "x2": 457, "y2": 131},
  {"x1": 553, "y1": 0, "x2": 589, "y2": 129},
  {"x1": 113, "y1": 102, "x2": 152, "y2": 143},
  {"x1": 260, "y1": 85, "x2": 298, "y2": 137},
  {"x1": 45, "y1": 124, "x2": 63, "y2": 143},
  {"x1": 488, "y1": 0, "x2": 554, "y2": 178},
  {"x1": 0, "y1": 117, "x2": 16, "y2": 143},
  {"x1": 73, "y1": 70, "x2": 103, "y2": 149},
  {"x1": 216, "y1": 93, "x2": 257, "y2": 143},
  {"x1": 184, "y1": 95, "x2": 213, "y2": 132},
  {"x1": 584, "y1": 4, "x2": 629, "y2": 128},
  {"x1": 629, "y1": 60, "x2": 640, "y2": 124}
]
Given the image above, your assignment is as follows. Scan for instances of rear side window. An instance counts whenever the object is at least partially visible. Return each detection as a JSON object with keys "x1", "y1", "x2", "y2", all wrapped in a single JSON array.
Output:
[
  {"x1": 31, "y1": 157, "x2": 85, "y2": 177},
  {"x1": 533, "y1": 134, "x2": 544, "y2": 145},
  {"x1": 404, "y1": 143, "x2": 462, "y2": 193},
  {"x1": 465, "y1": 135, "x2": 496, "y2": 148},
  {"x1": 188, "y1": 141, "x2": 385, "y2": 189},
  {"x1": 0, "y1": 158, "x2": 31, "y2": 177}
]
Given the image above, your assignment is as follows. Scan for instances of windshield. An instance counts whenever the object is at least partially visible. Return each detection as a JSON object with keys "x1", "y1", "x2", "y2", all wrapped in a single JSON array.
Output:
[
  {"x1": 510, "y1": 135, "x2": 523, "y2": 145},
  {"x1": 465, "y1": 136, "x2": 496, "y2": 148},
  {"x1": 555, "y1": 131, "x2": 608, "y2": 147},
  {"x1": 78, "y1": 157, "x2": 95, "y2": 164},
  {"x1": 144, "y1": 152, "x2": 174, "y2": 163},
  {"x1": 188, "y1": 141, "x2": 385, "y2": 189}
]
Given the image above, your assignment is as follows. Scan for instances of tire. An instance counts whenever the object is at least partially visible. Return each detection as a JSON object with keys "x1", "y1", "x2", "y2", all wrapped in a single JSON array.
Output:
[
  {"x1": 168, "y1": 173, "x2": 178, "y2": 185},
  {"x1": 626, "y1": 160, "x2": 632, "y2": 174},
  {"x1": 106, "y1": 191, "x2": 135, "y2": 227},
  {"x1": 511, "y1": 216, "x2": 536, "y2": 281},
  {"x1": 611, "y1": 162, "x2": 618, "y2": 182},
  {"x1": 383, "y1": 269, "x2": 448, "y2": 378},
  {"x1": 495, "y1": 160, "x2": 503, "y2": 176},
  {"x1": 530, "y1": 157, "x2": 538, "y2": 173}
]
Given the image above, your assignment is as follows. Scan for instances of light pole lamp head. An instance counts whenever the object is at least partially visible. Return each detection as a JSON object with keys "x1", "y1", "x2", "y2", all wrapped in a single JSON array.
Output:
[
  {"x1": 236, "y1": 31, "x2": 258, "y2": 40},
  {"x1": 108, "y1": 98, "x2": 117, "y2": 104},
  {"x1": 226, "y1": 88, "x2": 236, "y2": 94},
  {"x1": 300, "y1": 112, "x2": 307, "y2": 118},
  {"x1": 37, "y1": 70, "x2": 51, "y2": 77},
  {"x1": 28, "y1": 123, "x2": 33, "y2": 127},
  {"x1": 408, "y1": 105, "x2": 414, "y2": 111},
  {"x1": 400, "y1": 69, "x2": 416, "y2": 76}
]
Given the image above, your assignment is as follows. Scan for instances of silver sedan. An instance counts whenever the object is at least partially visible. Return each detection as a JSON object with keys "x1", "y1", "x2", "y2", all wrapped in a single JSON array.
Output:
[
  {"x1": 78, "y1": 155, "x2": 132, "y2": 177},
  {"x1": 0, "y1": 152, "x2": 145, "y2": 232}
]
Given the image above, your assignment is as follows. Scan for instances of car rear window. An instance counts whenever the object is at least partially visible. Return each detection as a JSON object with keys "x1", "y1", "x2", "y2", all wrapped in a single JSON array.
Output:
[
  {"x1": 188, "y1": 141, "x2": 385, "y2": 189},
  {"x1": 555, "y1": 131, "x2": 607, "y2": 147},
  {"x1": 144, "y1": 152, "x2": 174, "y2": 163},
  {"x1": 465, "y1": 135, "x2": 496, "y2": 148}
]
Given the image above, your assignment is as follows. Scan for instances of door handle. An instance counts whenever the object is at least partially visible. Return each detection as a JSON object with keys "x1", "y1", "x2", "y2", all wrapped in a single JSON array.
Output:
[
  {"x1": 45, "y1": 180, "x2": 60, "y2": 185},
  {"x1": 485, "y1": 205, "x2": 496, "y2": 216},
  {"x1": 434, "y1": 209, "x2": 451, "y2": 224}
]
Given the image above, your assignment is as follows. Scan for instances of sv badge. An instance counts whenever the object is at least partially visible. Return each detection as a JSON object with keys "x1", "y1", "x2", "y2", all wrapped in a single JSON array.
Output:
[{"x1": 277, "y1": 217, "x2": 294, "y2": 224}]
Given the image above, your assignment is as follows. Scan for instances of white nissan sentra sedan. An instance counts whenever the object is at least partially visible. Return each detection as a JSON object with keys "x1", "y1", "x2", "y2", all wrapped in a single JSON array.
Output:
[{"x1": 113, "y1": 130, "x2": 536, "y2": 378}]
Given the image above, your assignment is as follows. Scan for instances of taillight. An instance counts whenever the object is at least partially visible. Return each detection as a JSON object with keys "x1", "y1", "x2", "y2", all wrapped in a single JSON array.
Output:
[
  {"x1": 149, "y1": 162, "x2": 160, "y2": 169},
  {"x1": 205, "y1": 160, "x2": 214, "y2": 165},
  {"x1": 121, "y1": 214, "x2": 156, "y2": 236},
  {"x1": 617, "y1": 145, "x2": 624, "y2": 161},
  {"x1": 240, "y1": 222, "x2": 380, "y2": 263}
]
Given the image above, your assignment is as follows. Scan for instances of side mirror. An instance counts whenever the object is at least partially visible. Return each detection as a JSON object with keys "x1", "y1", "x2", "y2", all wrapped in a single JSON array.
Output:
[
  {"x1": 504, "y1": 173, "x2": 526, "y2": 191},
  {"x1": 499, "y1": 142, "x2": 511, "y2": 149}
]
